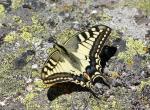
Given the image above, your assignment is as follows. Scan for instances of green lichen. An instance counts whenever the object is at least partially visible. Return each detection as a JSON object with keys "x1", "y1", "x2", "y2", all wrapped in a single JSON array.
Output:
[
  {"x1": 91, "y1": 98, "x2": 124, "y2": 110},
  {"x1": 56, "y1": 29, "x2": 77, "y2": 44},
  {"x1": 31, "y1": 15, "x2": 46, "y2": 34},
  {"x1": 31, "y1": 70, "x2": 40, "y2": 77},
  {"x1": 0, "y1": 78, "x2": 24, "y2": 97},
  {"x1": 138, "y1": 78, "x2": 150, "y2": 106},
  {"x1": 13, "y1": 16, "x2": 23, "y2": 24},
  {"x1": 139, "y1": 78, "x2": 150, "y2": 91},
  {"x1": 118, "y1": 37, "x2": 145, "y2": 64},
  {"x1": 23, "y1": 92, "x2": 41, "y2": 110},
  {"x1": 12, "y1": 0, "x2": 24, "y2": 10},
  {"x1": 33, "y1": 80, "x2": 47, "y2": 89},
  {"x1": 18, "y1": 15, "x2": 46, "y2": 43},
  {"x1": 0, "y1": 4, "x2": 5, "y2": 18},
  {"x1": 110, "y1": 30, "x2": 121, "y2": 42},
  {"x1": 136, "y1": 0, "x2": 150, "y2": 15},
  {"x1": 0, "y1": 53, "x2": 25, "y2": 97},
  {"x1": 99, "y1": 12, "x2": 112, "y2": 21},
  {"x1": 0, "y1": 40, "x2": 35, "y2": 97},
  {"x1": 0, "y1": 52, "x2": 18, "y2": 76},
  {"x1": 26, "y1": 54, "x2": 34, "y2": 63},
  {"x1": 4, "y1": 15, "x2": 44, "y2": 44},
  {"x1": 24, "y1": 92, "x2": 37, "y2": 104},
  {"x1": 119, "y1": 0, "x2": 150, "y2": 15},
  {"x1": 51, "y1": 95, "x2": 72, "y2": 110}
]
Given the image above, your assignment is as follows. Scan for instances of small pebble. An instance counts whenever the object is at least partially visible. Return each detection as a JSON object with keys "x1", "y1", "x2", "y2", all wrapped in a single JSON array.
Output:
[
  {"x1": 32, "y1": 64, "x2": 38, "y2": 69},
  {"x1": 26, "y1": 84, "x2": 33, "y2": 92},
  {"x1": 91, "y1": 10, "x2": 97, "y2": 14}
]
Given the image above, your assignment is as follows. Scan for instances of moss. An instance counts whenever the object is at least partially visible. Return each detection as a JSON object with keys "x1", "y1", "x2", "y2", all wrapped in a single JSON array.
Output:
[
  {"x1": 118, "y1": 37, "x2": 145, "y2": 64},
  {"x1": 12, "y1": 0, "x2": 24, "y2": 10},
  {"x1": 0, "y1": 4, "x2": 5, "y2": 18},
  {"x1": 4, "y1": 31, "x2": 17, "y2": 43}
]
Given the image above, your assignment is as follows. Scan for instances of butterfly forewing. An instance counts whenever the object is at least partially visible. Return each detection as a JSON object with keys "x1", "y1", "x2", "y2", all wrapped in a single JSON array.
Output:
[
  {"x1": 41, "y1": 25, "x2": 111, "y2": 88},
  {"x1": 41, "y1": 48, "x2": 82, "y2": 84}
]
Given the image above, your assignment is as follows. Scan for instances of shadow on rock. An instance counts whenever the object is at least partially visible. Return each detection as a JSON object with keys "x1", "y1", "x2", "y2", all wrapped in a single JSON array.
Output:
[{"x1": 47, "y1": 82, "x2": 90, "y2": 101}]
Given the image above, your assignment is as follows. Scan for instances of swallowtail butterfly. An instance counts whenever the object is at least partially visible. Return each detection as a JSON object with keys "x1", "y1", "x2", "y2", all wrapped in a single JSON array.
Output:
[{"x1": 41, "y1": 25, "x2": 111, "y2": 94}]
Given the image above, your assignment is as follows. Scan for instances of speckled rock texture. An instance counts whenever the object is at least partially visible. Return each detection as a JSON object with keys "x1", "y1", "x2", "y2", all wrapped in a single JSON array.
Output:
[{"x1": 0, "y1": 0, "x2": 150, "y2": 110}]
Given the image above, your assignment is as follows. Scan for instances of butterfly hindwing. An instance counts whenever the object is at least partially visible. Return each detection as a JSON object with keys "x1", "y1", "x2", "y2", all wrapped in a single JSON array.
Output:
[
  {"x1": 64, "y1": 25, "x2": 111, "y2": 76},
  {"x1": 41, "y1": 24, "x2": 111, "y2": 88}
]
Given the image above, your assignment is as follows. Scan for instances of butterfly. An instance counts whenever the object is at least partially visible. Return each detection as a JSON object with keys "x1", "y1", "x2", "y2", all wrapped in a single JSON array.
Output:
[{"x1": 41, "y1": 25, "x2": 112, "y2": 94}]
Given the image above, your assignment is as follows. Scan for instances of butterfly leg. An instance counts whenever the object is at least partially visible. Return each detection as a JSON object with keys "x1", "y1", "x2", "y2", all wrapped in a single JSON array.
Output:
[{"x1": 87, "y1": 74, "x2": 110, "y2": 96}]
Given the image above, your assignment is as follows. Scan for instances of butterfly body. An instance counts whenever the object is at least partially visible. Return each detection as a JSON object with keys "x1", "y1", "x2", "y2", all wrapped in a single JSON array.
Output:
[{"x1": 41, "y1": 25, "x2": 112, "y2": 93}]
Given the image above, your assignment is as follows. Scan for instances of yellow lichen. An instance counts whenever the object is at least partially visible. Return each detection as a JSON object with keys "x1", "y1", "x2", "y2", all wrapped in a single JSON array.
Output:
[
  {"x1": 0, "y1": 4, "x2": 5, "y2": 18},
  {"x1": 118, "y1": 37, "x2": 145, "y2": 64},
  {"x1": 111, "y1": 71, "x2": 120, "y2": 79},
  {"x1": 4, "y1": 31, "x2": 17, "y2": 43},
  {"x1": 31, "y1": 15, "x2": 45, "y2": 33},
  {"x1": 0, "y1": 4, "x2": 5, "y2": 13},
  {"x1": 20, "y1": 31, "x2": 33, "y2": 42},
  {"x1": 12, "y1": 0, "x2": 24, "y2": 10},
  {"x1": 23, "y1": 92, "x2": 37, "y2": 104},
  {"x1": 17, "y1": 15, "x2": 45, "y2": 44}
]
